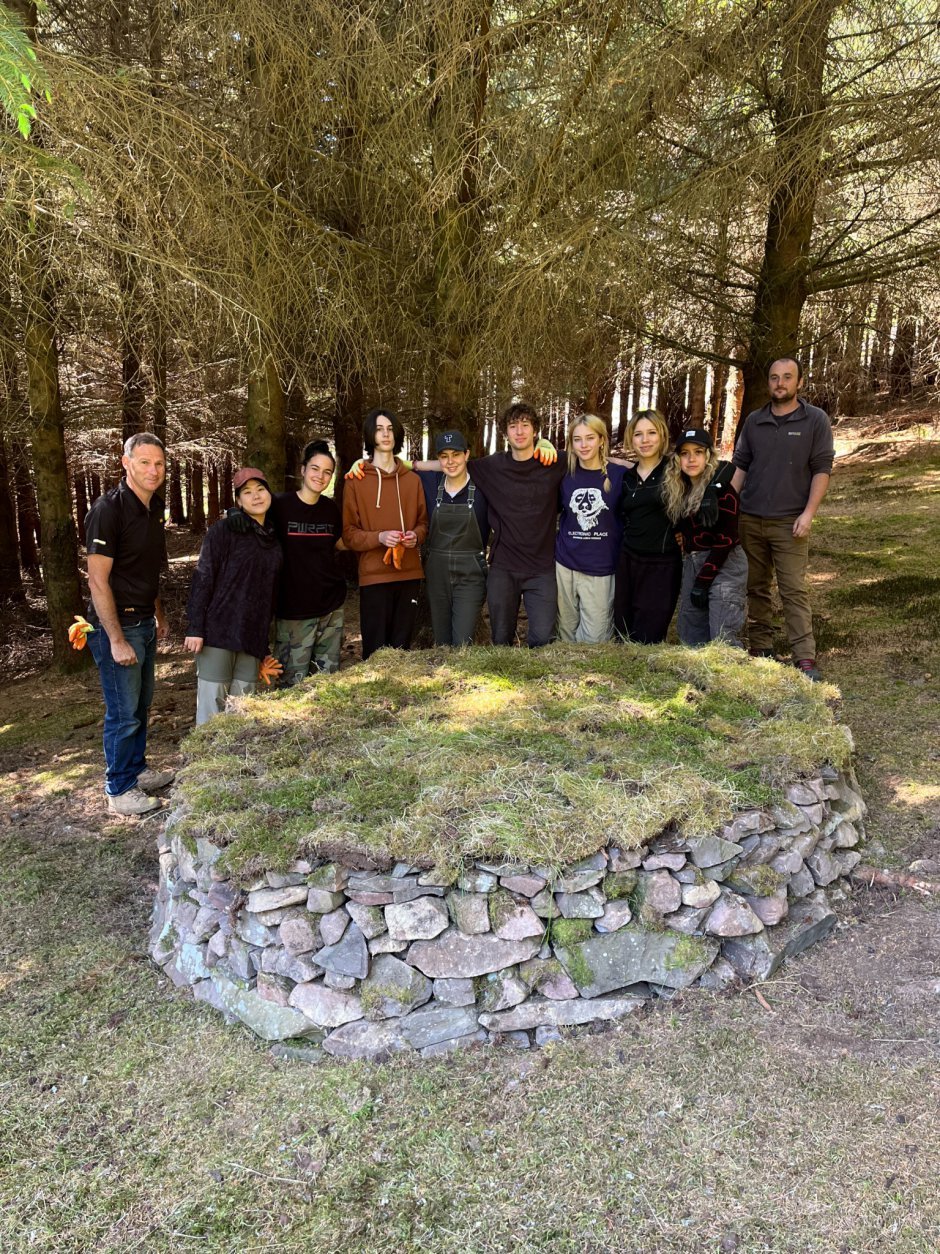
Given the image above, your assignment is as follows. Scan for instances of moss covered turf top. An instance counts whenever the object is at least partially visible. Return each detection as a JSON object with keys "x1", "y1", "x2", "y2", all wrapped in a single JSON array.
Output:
[{"x1": 175, "y1": 642, "x2": 851, "y2": 881}]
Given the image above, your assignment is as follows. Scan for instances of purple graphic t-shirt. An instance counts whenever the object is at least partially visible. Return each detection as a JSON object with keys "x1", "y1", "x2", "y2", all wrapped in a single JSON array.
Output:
[{"x1": 555, "y1": 463, "x2": 626, "y2": 576}]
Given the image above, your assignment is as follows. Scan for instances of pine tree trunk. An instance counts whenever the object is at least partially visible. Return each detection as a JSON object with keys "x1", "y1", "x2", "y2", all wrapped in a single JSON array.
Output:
[
  {"x1": 688, "y1": 366, "x2": 707, "y2": 426},
  {"x1": 0, "y1": 297, "x2": 26, "y2": 602},
  {"x1": 741, "y1": 0, "x2": 837, "y2": 418},
  {"x1": 23, "y1": 269, "x2": 84, "y2": 668},
  {"x1": 207, "y1": 463, "x2": 220, "y2": 525},
  {"x1": 74, "y1": 472, "x2": 88, "y2": 545},
  {"x1": 332, "y1": 369, "x2": 364, "y2": 516},
  {"x1": 168, "y1": 458, "x2": 186, "y2": 525},
  {"x1": 246, "y1": 350, "x2": 286, "y2": 492},
  {"x1": 14, "y1": 444, "x2": 40, "y2": 573}
]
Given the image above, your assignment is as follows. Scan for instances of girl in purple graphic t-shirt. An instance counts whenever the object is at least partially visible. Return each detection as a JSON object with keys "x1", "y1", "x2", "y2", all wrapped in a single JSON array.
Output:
[{"x1": 555, "y1": 415, "x2": 627, "y2": 643}]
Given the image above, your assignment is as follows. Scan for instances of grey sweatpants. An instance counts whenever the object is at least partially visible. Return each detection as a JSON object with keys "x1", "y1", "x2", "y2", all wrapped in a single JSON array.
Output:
[{"x1": 677, "y1": 546, "x2": 748, "y2": 648}]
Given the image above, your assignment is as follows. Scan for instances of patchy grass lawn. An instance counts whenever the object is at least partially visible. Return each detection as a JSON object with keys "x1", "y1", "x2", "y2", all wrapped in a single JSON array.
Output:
[{"x1": 0, "y1": 429, "x2": 938, "y2": 1252}]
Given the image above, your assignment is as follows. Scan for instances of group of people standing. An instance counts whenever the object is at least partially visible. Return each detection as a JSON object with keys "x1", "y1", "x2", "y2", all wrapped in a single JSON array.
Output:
[{"x1": 82, "y1": 355, "x2": 833, "y2": 815}]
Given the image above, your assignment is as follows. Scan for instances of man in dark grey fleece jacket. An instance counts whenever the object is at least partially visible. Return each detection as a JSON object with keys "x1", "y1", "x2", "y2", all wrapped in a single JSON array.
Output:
[{"x1": 732, "y1": 357, "x2": 834, "y2": 681}]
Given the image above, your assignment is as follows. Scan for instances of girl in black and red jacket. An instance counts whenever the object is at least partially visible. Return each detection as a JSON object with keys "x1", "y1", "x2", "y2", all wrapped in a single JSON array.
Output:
[{"x1": 662, "y1": 428, "x2": 748, "y2": 647}]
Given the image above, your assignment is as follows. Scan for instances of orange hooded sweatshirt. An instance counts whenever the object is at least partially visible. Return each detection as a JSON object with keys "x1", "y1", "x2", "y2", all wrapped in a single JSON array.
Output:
[{"x1": 342, "y1": 459, "x2": 428, "y2": 586}]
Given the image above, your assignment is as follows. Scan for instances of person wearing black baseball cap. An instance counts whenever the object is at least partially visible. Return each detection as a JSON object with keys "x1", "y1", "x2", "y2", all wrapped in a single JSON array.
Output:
[
  {"x1": 415, "y1": 430, "x2": 491, "y2": 645},
  {"x1": 184, "y1": 467, "x2": 283, "y2": 723},
  {"x1": 662, "y1": 429, "x2": 748, "y2": 648}
]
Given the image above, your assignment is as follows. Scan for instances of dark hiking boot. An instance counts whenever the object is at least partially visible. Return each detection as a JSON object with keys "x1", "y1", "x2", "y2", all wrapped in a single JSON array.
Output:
[
  {"x1": 748, "y1": 647, "x2": 776, "y2": 659},
  {"x1": 794, "y1": 658, "x2": 821, "y2": 682}
]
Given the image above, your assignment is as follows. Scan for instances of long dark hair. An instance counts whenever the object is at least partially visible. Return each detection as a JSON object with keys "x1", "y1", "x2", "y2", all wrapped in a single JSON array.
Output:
[{"x1": 363, "y1": 408, "x2": 405, "y2": 456}]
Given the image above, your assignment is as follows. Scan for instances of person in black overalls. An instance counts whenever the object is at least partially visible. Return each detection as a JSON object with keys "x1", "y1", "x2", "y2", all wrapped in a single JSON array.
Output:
[{"x1": 417, "y1": 430, "x2": 491, "y2": 646}]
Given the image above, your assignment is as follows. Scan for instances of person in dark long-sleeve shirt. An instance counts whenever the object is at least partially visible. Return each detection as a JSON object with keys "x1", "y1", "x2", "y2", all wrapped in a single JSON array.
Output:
[{"x1": 184, "y1": 467, "x2": 282, "y2": 723}]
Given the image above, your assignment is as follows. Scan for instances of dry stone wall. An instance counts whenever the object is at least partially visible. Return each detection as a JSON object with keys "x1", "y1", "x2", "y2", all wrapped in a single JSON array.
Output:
[{"x1": 151, "y1": 764, "x2": 867, "y2": 1061}]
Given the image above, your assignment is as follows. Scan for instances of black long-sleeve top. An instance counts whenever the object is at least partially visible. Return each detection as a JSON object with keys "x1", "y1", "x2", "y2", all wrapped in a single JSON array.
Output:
[{"x1": 617, "y1": 459, "x2": 681, "y2": 557}]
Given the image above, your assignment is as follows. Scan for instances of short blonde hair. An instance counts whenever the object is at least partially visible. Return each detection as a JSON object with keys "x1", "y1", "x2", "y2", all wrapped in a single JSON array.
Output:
[{"x1": 566, "y1": 414, "x2": 611, "y2": 492}]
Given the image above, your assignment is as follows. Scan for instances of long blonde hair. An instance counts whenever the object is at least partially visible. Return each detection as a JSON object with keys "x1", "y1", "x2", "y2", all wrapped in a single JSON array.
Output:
[
  {"x1": 566, "y1": 413, "x2": 611, "y2": 492},
  {"x1": 662, "y1": 446, "x2": 720, "y2": 523},
  {"x1": 625, "y1": 409, "x2": 670, "y2": 462}
]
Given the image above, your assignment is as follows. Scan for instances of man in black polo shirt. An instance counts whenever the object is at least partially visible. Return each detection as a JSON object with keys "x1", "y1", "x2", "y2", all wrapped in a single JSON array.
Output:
[
  {"x1": 731, "y1": 357, "x2": 834, "y2": 681},
  {"x1": 85, "y1": 433, "x2": 173, "y2": 815}
]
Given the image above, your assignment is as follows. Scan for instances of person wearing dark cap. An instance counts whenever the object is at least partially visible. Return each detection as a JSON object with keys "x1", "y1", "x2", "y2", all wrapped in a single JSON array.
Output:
[
  {"x1": 662, "y1": 428, "x2": 748, "y2": 648},
  {"x1": 416, "y1": 430, "x2": 491, "y2": 645},
  {"x1": 184, "y1": 467, "x2": 283, "y2": 724}
]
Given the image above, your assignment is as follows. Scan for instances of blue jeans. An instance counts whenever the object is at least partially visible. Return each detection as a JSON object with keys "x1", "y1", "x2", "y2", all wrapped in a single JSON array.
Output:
[{"x1": 88, "y1": 617, "x2": 157, "y2": 796}]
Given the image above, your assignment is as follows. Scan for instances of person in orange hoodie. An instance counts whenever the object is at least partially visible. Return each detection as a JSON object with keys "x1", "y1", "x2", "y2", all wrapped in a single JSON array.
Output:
[{"x1": 342, "y1": 407, "x2": 429, "y2": 660}]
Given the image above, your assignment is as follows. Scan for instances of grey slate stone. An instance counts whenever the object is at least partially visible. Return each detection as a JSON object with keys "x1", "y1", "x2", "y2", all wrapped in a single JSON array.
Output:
[
  {"x1": 314, "y1": 921, "x2": 369, "y2": 978},
  {"x1": 247, "y1": 885, "x2": 309, "y2": 913},
  {"x1": 386, "y1": 896, "x2": 450, "y2": 940},
  {"x1": 289, "y1": 982, "x2": 365, "y2": 1027},
  {"x1": 480, "y1": 994, "x2": 646, "y2": 1032},
  {"x1": 407, "y1": 928, "x2": 542, "y2": 978},
  {"x1": 447, "y1": 891, "x2": 491, "y2": 935},
  {"x1": 704, "y1": 893, "x2": 764, "y2": 937},
  {"x1": 346, "y1": 901, "x2": 388, "y2": 939},
  {"x1": 319, "y1": 907, "x2": 350, "y2": 946},
  {"x1": 555, "y1": 929, "x2": 718, "y2": 995},
  {"x1": 688, "y1": 835, "x2": 744, "y2": 868},
  {"x1": 432, "y1": 977, "x2": 476, "y2": 1007},
  {"x1": 208, "y1": 974, "x2": 322, "y2": 1040},
  {"x1": 322, "y1": 1020, "x2": 413, "y2": 1061},
  {"x1": 360, "y1": 954, "x2": 432, "y2": 1019},
  {"x1": 720, "y1": 898, "x2": 837, "y2": 981},
  {"x1": 556, "y1": 888, "x2": 605, "y2": 919},
  {"x1": 399, "y1": 1005, "x2": 480, "y2": 1049}
]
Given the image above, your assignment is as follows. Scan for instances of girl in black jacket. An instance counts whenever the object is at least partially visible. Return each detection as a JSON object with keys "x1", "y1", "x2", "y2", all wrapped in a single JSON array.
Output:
[{"x1": 184, "y1": 467, "x2": 283, "y2": 723}]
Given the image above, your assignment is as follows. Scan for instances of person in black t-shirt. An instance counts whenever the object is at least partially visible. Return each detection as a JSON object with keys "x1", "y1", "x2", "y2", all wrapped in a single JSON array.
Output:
[
  {"x1": 270, "y1": 441, "x2": 347, "y2": 681},
  {"x1": 446, "y1": 403, "x2": 563, "y2": 647}
]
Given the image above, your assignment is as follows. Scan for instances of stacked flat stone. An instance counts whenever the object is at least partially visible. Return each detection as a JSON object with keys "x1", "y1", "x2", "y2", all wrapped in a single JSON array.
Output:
[{"x1": 150, "y1": 764, "x2": 866, "y2": 1061}]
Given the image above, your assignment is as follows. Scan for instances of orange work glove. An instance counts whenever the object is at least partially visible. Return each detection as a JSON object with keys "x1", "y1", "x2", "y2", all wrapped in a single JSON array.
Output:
[
  {"x1": 533, "y1": 438, "x2": 558, "y2": 465},
  {"x1": 344, "y1": 459, "x2": 366, "y2": 480},
  {"x1": 382, "y1": 542, "x2": 406, "y2": 570},
  {"x1": 258, "y1": 655, "x2": 284, "y2": 686},
  {"x1": 68, "y1": 615, "x2": 95, "y2": 650}
]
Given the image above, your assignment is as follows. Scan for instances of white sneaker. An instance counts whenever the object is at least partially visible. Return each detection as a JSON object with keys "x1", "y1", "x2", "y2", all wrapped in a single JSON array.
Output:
[
  {"x1": 107, "y1": 787, "x2": 161, "y2": 816},
  {"x1": 137, "y1": 767, "x2": 176, "y2": 791}
]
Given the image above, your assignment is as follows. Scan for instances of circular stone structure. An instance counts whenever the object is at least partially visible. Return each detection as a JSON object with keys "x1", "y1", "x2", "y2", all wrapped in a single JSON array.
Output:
[{"x1": 150, "y1": 644, "x2": 867, "y2": 1060}]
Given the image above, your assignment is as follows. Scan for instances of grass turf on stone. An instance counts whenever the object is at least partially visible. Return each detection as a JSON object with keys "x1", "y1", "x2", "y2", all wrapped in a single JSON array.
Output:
[{"x1": 175, "y1": 641, "x2": 851, "y2": 880}]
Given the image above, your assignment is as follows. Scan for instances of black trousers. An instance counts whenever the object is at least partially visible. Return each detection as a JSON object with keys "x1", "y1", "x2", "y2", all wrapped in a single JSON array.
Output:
[
  {"x1": 487, "y1": 567, "x2": 557, "y2": 647},
  {"x1": 359, "y1": 580, "x2": 421, "y2": 660},
  {"x1": 613, "y1": 549, "x2": 682, "y2": 644}
]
